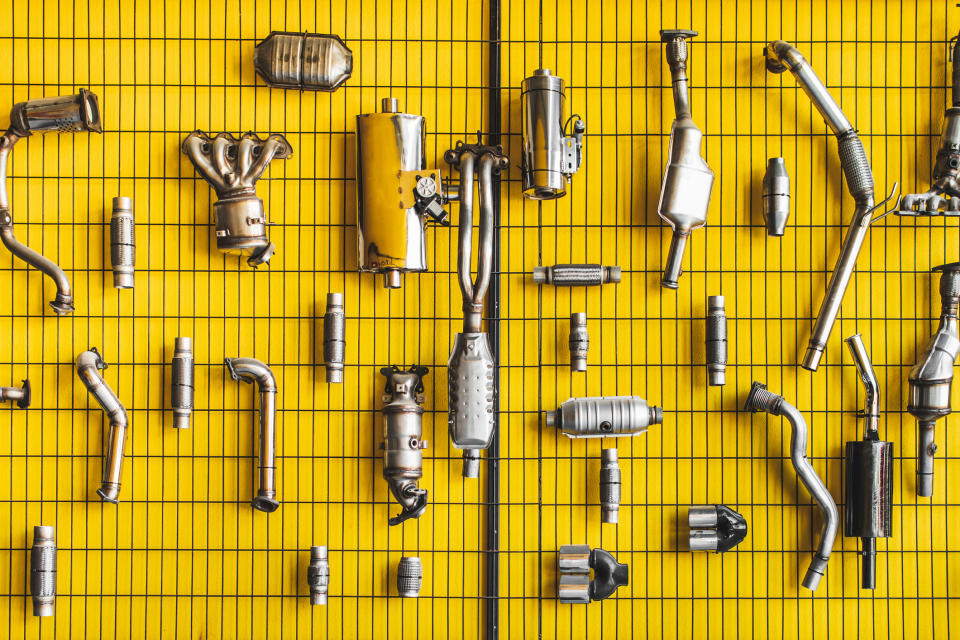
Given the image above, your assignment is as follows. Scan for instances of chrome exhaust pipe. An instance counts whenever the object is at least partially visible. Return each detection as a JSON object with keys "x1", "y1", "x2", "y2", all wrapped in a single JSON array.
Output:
[
  {"x1": 76, "y1": 348, "x2": 128, "y2": 504},
  {"x1": 745, "y1": 381, "x2": 839, "y2": 591},
  {"x1": 225, "y1": 357, "x2": 279, "y2": 512},
  {"x1": 764, "y1": 41, "x2": 886, "y2": 371},
  {"x1": 0, "y1": 90, "x2": 102, "y2": 315}
]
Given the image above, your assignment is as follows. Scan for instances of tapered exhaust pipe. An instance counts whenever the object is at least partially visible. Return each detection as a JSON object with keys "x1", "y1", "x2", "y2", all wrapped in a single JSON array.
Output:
[
  {"x1": 0, "y1": 90, "x2": 102, "y2": 315},
  {"x1": 225, "y1": 357, "x2": 279, "y2": 512},
  {"x1": 76, "y1": 348, "x2": 128, "y2": 503}
]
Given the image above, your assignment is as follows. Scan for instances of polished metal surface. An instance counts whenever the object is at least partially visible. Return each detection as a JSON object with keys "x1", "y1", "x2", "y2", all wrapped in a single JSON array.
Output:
[
  {"x1": 599, "y1": 448, "x2": 620, "y2": 524},
  {"x1": 0, "y1": 378, "x2": 30, "y2": 408},
  {"x1": 658, "y1": 30, "x2": 714, "y2": 290},
  {"x1": 520, "y1": 69, "x2": 584, "y2": 199},
  {"x1": 764, "y1": 40, "x2": 882, "y2": 372},
  {"x1": 225, "y1": 357, "x2": 279, "y2": 512},
  {"x1": 546, "y1": 396, "x2": 663, "y2": 439},
  {"x1": 532, "y1": 264, "x2": 620, "y2": 286},
  {"x1": 307, "y1": 546, "x2": 329, "y2": 605},
  {"x1": 687, "y1": 505, "x2": 748, "y2": 553},
  {"x1": 30, "y1": 526, "x2": 56, "y2": 617},
  {"x1": 253, "y1": 32, "x2": 353, "y2": 91},
  {"x1": 761, "y1": 157, "x2": 791, "y2": 236},
  {"x1": 705, "y1": 295, "x2": 726, "y2": 387},
  {"x1": 171, "y1": 337, "x2": 193, "y2": 430},
  {"x1": 357, "y1": 98, "x2": 448, "y2": 288},
  {"x1": 181, "y1": 131, "x2": 292, "y2": 266},
  {"x1": 110, "y1": 196, "x2": 135, "y2": 289},
  {"x1": 380, "y1": 366, "x2": 429, "y2": 525},
  {"x1": 745, "y1": 382, "x2": 839, "y2": 591},
  {"x1": 397, "y1": 556, "x2": 423, "y2": 598},
  {"x1": 76, "y1": 348, "x2": 128, "y2": 504},
  {"x1": 445, "y1": 141, "x2": 508, "y2": 477},
  {"x1": 557, "y1": 545, "x2": 628, "y2": 604},
  {"x1": 0, "y1": 90, "x2": 102, "y2": 315},
  {"x1": 908, "y1": 263, "x2": 960, "y2": 497},
  {"x1": 569, "y1": 312, "x2": 589, "y2": 372},
  {"x1": 323, "y1": 293, "x2": 345, "y2": 383}
]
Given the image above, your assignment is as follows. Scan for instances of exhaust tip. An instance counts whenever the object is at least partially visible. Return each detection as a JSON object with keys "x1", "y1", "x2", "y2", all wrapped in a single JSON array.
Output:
[
  {"x1": 96, "y1": 485, "x2": 120, "y2": 504},
  {"x1": 252, "y1": 496, "x2": 280, "y2": 513}
]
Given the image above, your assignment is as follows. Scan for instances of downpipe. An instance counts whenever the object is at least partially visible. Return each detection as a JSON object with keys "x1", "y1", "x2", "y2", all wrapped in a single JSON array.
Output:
[{"x1": 76, "y1": 348, "x2": 128, "y2": 504}]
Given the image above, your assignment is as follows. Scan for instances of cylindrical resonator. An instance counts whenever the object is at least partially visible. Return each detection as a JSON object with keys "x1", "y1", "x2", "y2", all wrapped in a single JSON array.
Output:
[{"x1": 307, "y1": 546, "x2": 329, "y2": 605}]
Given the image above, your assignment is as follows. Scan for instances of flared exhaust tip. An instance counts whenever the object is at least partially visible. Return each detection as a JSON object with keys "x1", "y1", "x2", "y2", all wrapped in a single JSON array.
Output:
[
  {"x1": 96, "y1": 485, "x2": 120, "y2": 504},
  {"x1": 252, "y1": 495, "x2": 280, "y2": 513}
]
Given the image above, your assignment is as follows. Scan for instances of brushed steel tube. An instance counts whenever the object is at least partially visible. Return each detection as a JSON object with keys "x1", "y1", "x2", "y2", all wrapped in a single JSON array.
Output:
[
  {"x1": 76, "y1": 349, "x2": 128, "y2": 504},
  {"x1": 226, "y1": 358, "x2": 279, "y2": 512}
]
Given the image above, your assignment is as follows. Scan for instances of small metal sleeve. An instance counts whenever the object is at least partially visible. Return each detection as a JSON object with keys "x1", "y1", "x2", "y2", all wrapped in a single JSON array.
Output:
[
  {"x1": 323, "y1": 293, "x2": 345, "y2": 383},
  {"x1": 171, "y1": 337, "x2": 194, "y2": 430},
  {"x1": 599, "y1": 448, "x2": 620, "y2": 524},
  {"x1": 110, "y1": 196, "x2": 135, "y2": 289},
  {"x1": 397, "y1": 556, "x2": 423, "y2": 598},
  {"x1": 30, "y1": 525, "x2": 56, "y2": 617},
  {"x1": 761, "y1": 157, "x2": 790, "y2": 236},
  {"x1": 705, "y1": 295, "x2": 727, "y2": 387},
  {"x1": 307, "y1": 546, "x2": 329, "y2": 605},
  {"x1": 569, "y1": 313, "x2": 588, "y2": 372},
  {"x1": 533, "y1": 264, "x2": 621, "y2": 286}
]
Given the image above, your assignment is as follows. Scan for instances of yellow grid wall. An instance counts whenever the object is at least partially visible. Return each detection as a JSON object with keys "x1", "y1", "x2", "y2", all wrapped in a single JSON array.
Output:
[{"x1": 0, "y1": 0, "x2": 957, "y2": 638}]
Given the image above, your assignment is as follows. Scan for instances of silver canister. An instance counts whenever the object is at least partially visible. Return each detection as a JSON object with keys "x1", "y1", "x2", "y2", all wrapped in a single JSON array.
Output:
[
  {"x1": 253, "y1": 32, "x2": 353, "y2": 91},
  {"x1": 356, "y1": 98, "x2": 448, "y2": 289},
  {"x1": 520, "y1": 69, "x2": 584, "y2": 200}
]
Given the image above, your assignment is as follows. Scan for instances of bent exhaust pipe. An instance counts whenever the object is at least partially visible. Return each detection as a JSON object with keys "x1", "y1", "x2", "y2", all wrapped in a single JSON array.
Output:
[
  {"x1": 0, "y1": 90, "x2": 102, "y2": 315},
  {"x1": 745, "y1": 381, "x2": 839, "y2": 591},
  {"x1": 764, "y1": 41, "x2": 890, "y2": 371},
  {"x1": 76, "y1": 348, "x2": 128, "y2": 504},
  {"x1": 225, "y1": 357, "x2": 279, "y2": 512}
]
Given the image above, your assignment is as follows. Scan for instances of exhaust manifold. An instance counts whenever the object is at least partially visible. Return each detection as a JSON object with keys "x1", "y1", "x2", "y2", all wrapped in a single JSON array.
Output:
[
  {"x1": 0, "y1": 90, "x2": 103, "y2": 315},
  {"x1": 226, "y1": 357, "x2": 279, "y2": 512},
  {"x1": 76, "y1": 348, "x2": 128, "y2": 504},
  {"x1": 182, "y1": 131, "x2": 292, "y2": 267}
]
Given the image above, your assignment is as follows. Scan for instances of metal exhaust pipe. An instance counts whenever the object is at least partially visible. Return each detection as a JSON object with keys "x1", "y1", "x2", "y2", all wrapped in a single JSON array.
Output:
[
  {"x1": 76, "y1": 348, "x2": 128, "y2": 503},
  {"x1": 225, "y1": 357, "x2": 279, "y2": 512}
]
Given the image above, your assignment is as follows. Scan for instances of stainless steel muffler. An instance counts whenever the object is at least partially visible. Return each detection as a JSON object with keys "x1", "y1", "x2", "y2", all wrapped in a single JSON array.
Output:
[
  {"x1": 356, "y1": 98, "x2": 450, "y2": 289},
  {"x1": 225, "y1": 357, "x2": 279, "y2": 512},
  {"x1": 76, "y1": 348, "x2": 128, "y2": 504},
  {"x1": 520, "y1": 69, "x2": 584, "y2": 199},
  {"x1": 0, "y1": 90, "x2": 103, "y2": 315},
  {"x1": 444, "y1": 139, "x2": 509, "y2": 478},
  {"x1": 182, "y1": 131, "x2": 292, "y2": 267},
  {"x1": 380, "y1": 365, "x2": 429, "y2": 525}
]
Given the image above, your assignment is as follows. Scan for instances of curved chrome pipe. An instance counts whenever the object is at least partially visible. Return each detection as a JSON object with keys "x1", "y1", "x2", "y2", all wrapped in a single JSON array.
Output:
[
  {"x1": 76, "y1": 348, "x2": 128, "y2": 503},
  {"x1": 765, "y1": 41, "x2": 879, "y2": 371},
  {"x1": 746, "y1": 382, "x2": 839, "y2": 591},
  {"x1": 225, "y1": 357, "x2": 279, "y2": 512},
  {"x1": 845, "y1": 334, "x2": 880, "y2": 437}
]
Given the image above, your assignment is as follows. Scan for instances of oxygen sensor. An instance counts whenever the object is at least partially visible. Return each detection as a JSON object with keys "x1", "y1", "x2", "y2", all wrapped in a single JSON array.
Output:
[
  {"x1": 225, "y1": 357, "x2": 279, "y2": 512},
  {"x1": 0, "y1": 90, "x2": 102, "y2": 315},
  {"x1": 76, "y1": 348, "x2": 129, "y2": 504}
]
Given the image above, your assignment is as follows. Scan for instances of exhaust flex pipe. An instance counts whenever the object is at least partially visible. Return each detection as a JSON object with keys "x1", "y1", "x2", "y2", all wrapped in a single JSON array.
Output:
[
  {"x1": 30, "y1": 525, "x2": 56, "y2": 617},
  {"x1": 445, "y1": 139, "x2": 509, "y2": 478},
  {"x1": 908, "y1": 262, "x2": 960, "y2": 497},
  {"x1": 380, "y1": 365, "x2": 429, "y2": 525},
  {"x1": 76, "y1": 348, "x2": 128, "y2": 504},
  {"x1": 171, "y1": 337, "x2": 194, "y2": 430},
  {"x1": 764, "y1": 41, "x2": 885, "y2": 372},
  {"x1": 745, "y1": 381, "x2": 839, "y2": 591},
  {"x1": 182, "y1": 131, "x2": 292, "y2": 267},
  {"x1": 0, "y1": 90, "x2": 103, "y2": 315},
  {"x1": 225, "y1": 357, "x2": 279, "y2": 512},
  {"x1": 658, "y1": 30, "x2": 714, "y2": 290}
]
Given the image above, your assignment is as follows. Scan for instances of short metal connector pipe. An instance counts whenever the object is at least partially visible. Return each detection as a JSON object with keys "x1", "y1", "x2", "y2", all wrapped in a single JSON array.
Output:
[
  {"x1": 599, "y1": 448, "x2": 620, "y2": 524},
  {"x1": 76, "y1": 348, "x2": 129, "y2": 504},
  {"x1": 253, "y1": 32, "x2": 353, "y2": 91},
  {"x1": 323, "y1": 293, "x2": 345, "y2": 383},
  {"x1": 0, "y1": 378, "x2": 30, "y2": 408},
  {"x1": 764, "y1": 40, "x2": 884, "y2": 372},
  {"x1": 182, "y1": 131, "x2": 293, "y2": 267},
  {"x1": 397, "y1": 556, "x2": 423, "y2": 598},
  {"x1": 225, "y1": 357, "x2": 279, "y2": 512},
  {"x1": 533, "y1": 264, "x2": 620, "y2": 287},
  {"x1": 658, "y1": 29, "x2": 714, "y2": 290},
  {"x1": 171, "y1": 337, "x2": 193, "y2": 430},
  {"x1": 30, "y1": 525, "x2": 56, "y2": 617},
  {"x1": 307, "y1": 546, "x2": 329, "y2": 605},
  {"x1": 761, "y1": 157, "x2": 791, "y2": 236},
  {"x1": 745, "y1": 381, "x2": 839, "y2": 591},
  {"x1": 546, "y1": 396, "x2": 663, "y2": 438},
  {"x1": 0, "y1": 89, "x2": 103, "y2": 315},
  {"x1": 705, "y1": 295, "x2": 727, "y2": 386},
  {"x1": 908, "y1": 262, "x2": 960, "y2": 497},
  {"x1": 110, "y1": 196, "x2": 135, "y2": 289},
  {"x1": 569, "y1": 313, "x2": 588, "y2": 372},
  {"x1": 380, "y1": 366, "x2": 429, "y2": 525}
]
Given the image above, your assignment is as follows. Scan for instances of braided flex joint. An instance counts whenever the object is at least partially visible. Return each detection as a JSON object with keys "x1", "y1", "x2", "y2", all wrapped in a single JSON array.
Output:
[{"x1": 836, "y1": 132, "x2": 874, "y2": 203}]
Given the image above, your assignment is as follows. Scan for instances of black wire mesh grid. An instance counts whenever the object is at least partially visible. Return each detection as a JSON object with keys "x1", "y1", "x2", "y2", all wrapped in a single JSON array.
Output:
[{"x1": 0, "y1": 0, "x2": 957, "y2": 638}]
